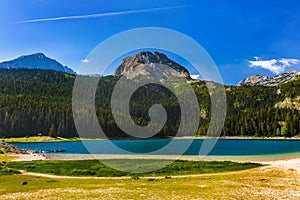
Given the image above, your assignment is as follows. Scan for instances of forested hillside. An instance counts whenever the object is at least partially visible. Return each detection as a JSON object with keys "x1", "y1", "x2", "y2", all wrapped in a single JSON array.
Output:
[{"x1": 0, "y1": 68, "x2": 299, "y2": 138}]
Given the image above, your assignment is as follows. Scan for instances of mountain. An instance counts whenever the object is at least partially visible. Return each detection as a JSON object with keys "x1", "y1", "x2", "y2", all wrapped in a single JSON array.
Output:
[
  {"x1": 0, "y1": 53, "x2": 75, "y2": 74},
  {"x1": 0, "y1": 51, "x2": 299, "y2": 138},
  {"x1": 238, "y1": 70, "x2": 300, "y2": 86},
  {"x1": 114, "y1": 51, "x2": 191, "y2": 80}
]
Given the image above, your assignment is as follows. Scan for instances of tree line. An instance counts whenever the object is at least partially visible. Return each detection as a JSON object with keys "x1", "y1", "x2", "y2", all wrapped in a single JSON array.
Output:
[{"x1": 0, "y1": 68, "x2": 299, "y2": 138}]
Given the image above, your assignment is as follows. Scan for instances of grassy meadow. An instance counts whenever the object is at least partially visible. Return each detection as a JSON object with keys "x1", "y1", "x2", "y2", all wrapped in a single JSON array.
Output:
[
  {"x1": 0, "y1": 167, "x2": 299, "y2": 199},
  {"x1": 0, "y1": 155, "x2": 299, "y2": 199},
  {"x1": 5, "y1": 159, "x2": 261, "y2": 177}
]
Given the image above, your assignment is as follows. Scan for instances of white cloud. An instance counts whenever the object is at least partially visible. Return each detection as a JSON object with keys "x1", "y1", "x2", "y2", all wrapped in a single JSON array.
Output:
[
  {"x1": 80, "y1": 59, "x2": 89, "y2": 63},
  {"x1": 278, "y1": 58, "x2": 299, "y2": 66},
  {"x1": 190, "y1": 74, "x2": 200, "y2": 79},
  {"x1": 249, "y1": 57, "x2": 299, "y2": 75},
  {"x1": 14, "y1": 5, "x2": 189, "y2": 24}
]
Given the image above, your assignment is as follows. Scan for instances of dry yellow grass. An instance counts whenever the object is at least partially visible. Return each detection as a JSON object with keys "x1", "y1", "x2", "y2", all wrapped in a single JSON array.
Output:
[
  {"x1": 0, "y1": 154, "x2": 17, "y2": 162},
  {"x1": 0, "y1": 165, "x2": 299, "y2": 199}
]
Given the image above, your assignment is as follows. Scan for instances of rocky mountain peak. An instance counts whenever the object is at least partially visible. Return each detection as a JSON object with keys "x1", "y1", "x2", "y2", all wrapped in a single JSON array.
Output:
[
  {"x1": 114, "y1": 51, "x2": 191, "y2": 80},
  {"x1": 238, "y1": 70, "x2": 300, "y2": 86},
  {"x1": 18, "y1": 52, "x2": 46, "y2": 59},
  {"x1": 0, "y1": 53, "x2": 75, "y2": 74}
]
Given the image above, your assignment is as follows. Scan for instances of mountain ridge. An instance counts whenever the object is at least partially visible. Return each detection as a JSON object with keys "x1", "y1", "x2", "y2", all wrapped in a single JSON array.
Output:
[
  {"x1": 0, "y1": 53, "x2": 75, "y2": 74},
  {"x1": 238, "y1": 70, "x2": 300, "y2": 86}
]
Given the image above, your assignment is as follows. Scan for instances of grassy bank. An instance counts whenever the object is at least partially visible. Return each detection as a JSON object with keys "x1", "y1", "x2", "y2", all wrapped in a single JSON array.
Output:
[
  {"x1": 2, "y1": 136, "x2": 108, "y2": 143},
  {"x1": 5, "y1": 159, "x2": 261, "y2": 177},
  {"x1": 2, "y1": 136, "x2": 83, "y2": 143},
  {"x1": 0, "y1": 155, "x2": 20, "y2": 176}
]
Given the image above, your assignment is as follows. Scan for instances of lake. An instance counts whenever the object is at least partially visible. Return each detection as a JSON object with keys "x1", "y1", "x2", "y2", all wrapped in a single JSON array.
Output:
[{"x1": 11, "y1": 139, "x2": 300, "y2": 156}]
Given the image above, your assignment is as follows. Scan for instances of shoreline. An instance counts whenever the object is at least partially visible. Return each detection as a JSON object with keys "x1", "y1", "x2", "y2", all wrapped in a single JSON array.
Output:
[
  {"x1": 11, "y1": 152, "x2": 48, "y2": 161},
  {"x1": 44, "y1": 152, "x2": 300, "y2": 162},
  {"x1": 2, "y1": 136, "x2": 105, "y2": 143},
  {"x1": 9, "y1": 148, "x2": 300, "y2": 162},
  {"x1": 172, "y1": 136, "x2": 300, "y2": 141},
  {"x1": 3, "y1": 135, "x2": 300, "y2": 143}
]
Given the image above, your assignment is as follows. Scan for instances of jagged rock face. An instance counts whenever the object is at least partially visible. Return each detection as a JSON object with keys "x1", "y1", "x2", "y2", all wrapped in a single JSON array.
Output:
[
  {"x1": 0, "y1": 53, "x2": 75, "y2": 74},
  {"x1": 114, "y1": 51, "x2": 191, "y2": 80},
  {"x1": 238, "y1": 70, "x2": 300, "y2": 86}
]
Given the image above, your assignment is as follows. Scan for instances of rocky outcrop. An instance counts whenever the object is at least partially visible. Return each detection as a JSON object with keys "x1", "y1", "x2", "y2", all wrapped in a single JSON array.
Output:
[
  {"x1": 0, "y1": 141, "x2": 27, "y2": 154},
  {"x1": 238, "y1": 70, "x2": 300, "y2": 86},
  {"x1": 275, "y1": 96, "x2": 300, "y2": 111}
]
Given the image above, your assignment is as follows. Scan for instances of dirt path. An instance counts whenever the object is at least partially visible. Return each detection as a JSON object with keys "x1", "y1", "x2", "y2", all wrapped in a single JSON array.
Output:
[{"x1": 19, "y1": 170, "x2": 132, "y2": 179}]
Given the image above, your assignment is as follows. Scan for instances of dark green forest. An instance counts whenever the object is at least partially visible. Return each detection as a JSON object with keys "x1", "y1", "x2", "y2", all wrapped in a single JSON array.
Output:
[{"x1": 0, "y1": 68, "x2": 299, "y2": 138}]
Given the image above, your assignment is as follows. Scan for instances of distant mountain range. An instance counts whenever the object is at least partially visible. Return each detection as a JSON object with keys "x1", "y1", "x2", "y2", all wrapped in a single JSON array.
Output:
[
  {"x1": 0, "y1": 53, "x2": 75, "y2": 74},
  {"x1": 2, "y1": 52, "x2": 299, "y2": 87},
  {"x1": 238, "y1": 70, "x2": 300, "y2": 86}
]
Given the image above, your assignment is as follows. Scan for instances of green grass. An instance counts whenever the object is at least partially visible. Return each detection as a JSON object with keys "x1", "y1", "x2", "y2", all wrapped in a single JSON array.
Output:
[
  {"x1": 0, "y1": 154, "x2": 20, "y2": 176},
  {"x1": 6, "y1": 159, "x2": 261, "y2": 177},
  {"x1": 0, "y1": 161, "x2": 20, "y2": 176}
]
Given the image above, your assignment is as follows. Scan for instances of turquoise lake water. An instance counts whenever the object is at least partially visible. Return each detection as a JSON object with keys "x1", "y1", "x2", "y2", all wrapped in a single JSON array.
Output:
[{"x1": 11, "y1": 139, "x2": 300, "y2": 156}]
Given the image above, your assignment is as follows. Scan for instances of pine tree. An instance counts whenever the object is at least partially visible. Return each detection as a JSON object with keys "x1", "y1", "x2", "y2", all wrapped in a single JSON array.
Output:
[{"x1": 49, "y1": 124, "x2": 57, "y2": 138}]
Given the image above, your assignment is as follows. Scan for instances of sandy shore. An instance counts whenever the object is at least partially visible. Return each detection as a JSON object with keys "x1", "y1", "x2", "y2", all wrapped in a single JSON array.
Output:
[
  {"x1": 12, "y1": 153, "x2": 47, "y2": 161},
  {"x1": 262, "y1": 158, "x2": 300, "y2": 173}
]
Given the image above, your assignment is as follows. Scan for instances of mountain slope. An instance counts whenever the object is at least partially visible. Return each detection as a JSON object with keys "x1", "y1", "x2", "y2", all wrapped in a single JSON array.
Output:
[
  {"x1": 0, "y1": 53, "x2": 75, "y2": 74},
  {"x1": 0, "y1": 68, "x2": 299, "y2": 138}
]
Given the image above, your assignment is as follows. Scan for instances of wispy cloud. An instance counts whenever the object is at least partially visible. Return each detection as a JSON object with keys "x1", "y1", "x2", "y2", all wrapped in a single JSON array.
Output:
[
  {"x1": 14, "y1": 5, "x2": 189, "y2": 24},
  {"x1": 249, "y1": 57, "x2": 299, "y2": 74}
]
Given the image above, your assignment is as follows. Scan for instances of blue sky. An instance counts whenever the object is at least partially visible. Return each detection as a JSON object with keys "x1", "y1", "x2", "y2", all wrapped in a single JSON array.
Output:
[{"x1": 0, "y1": 0, "x2": 300, "y2": 85}]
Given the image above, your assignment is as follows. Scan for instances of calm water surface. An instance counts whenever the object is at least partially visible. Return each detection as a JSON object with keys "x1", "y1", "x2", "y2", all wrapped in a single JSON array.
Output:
[{"x1": 11, "y1": 139, "x2": 300, "y2": 156}]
